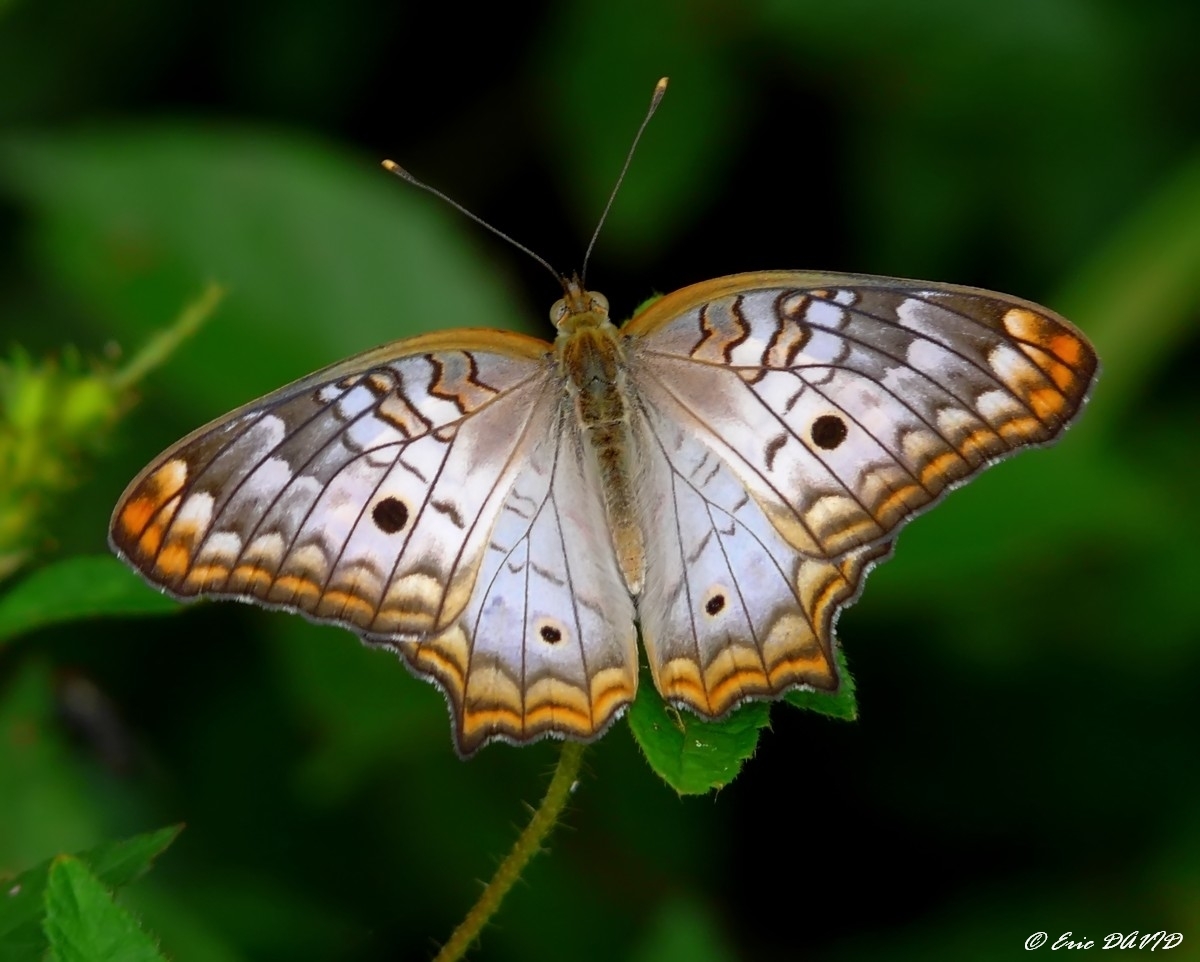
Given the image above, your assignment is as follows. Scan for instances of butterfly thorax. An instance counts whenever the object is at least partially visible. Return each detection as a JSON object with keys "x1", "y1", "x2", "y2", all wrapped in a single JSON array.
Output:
[{"x1": 553, "y1": 287, "x2": 646, "y2": 596}]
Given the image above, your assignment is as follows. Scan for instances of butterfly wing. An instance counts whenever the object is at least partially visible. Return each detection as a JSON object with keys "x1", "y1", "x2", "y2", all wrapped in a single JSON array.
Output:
[
  {"x1": 633, "y1": 396, "x2": 894, "y2": 715},
  {"x1": 110, "y1": 328, "x2": 637, "y2": 753},
  {"x1": 370, "y1": 407, "x2": 637, "y2": 754},
  {"x1": 625, "y1": 270, "x2": 1097, "y2": 716}
]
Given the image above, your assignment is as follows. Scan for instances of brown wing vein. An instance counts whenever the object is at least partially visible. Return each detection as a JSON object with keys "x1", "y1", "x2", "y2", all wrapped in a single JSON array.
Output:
[
  {"x1": 156, "y1": 373, "x2": 378, "y2": 570},
  {"x1": 638, "y1": 368, "x2": 835, "y2": 556},
  {"x1": 824, "y1": 291, "x2": 1065, "y2": 426},
  {"x1": 426, "y1": 381, "x2": 550, "y2": 632},
  {"x1": 545, "y1": 429, "x2": 597, "y2": 733},
  {"x1": 644, "y1": 364, "x2": 884, "y2": 547},
  {"x1": 637, "y1": 402, "x2": 805, "y2": 675}
]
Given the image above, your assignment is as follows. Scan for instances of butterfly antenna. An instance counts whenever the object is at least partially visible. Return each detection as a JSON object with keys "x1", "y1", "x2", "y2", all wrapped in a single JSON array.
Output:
[
  {"x1": 381, "y1": 159, "x2": 563, "y2": 286},
  {"x1": 580, "y1": 76, "x2": 669, "y2": 286}
]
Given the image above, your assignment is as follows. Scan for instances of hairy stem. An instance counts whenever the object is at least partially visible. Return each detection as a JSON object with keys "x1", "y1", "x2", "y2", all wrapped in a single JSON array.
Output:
[{"x1": 434, "y1": 741, "x2": 587, "y2": 962}]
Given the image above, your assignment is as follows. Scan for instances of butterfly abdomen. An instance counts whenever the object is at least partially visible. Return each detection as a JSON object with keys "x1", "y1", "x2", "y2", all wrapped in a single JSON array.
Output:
[{"x1": 558, "y1": 323, "x2": 646, "y2": 595}]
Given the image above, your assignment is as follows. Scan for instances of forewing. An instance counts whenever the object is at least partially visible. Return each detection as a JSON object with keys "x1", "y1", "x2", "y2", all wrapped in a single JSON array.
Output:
[
  {"x1": 628, "y1": 271, "x2": 1097, "y2": 560},
  {"x1": 110, "y1": 330, "x2": 555, "y2": 641}
]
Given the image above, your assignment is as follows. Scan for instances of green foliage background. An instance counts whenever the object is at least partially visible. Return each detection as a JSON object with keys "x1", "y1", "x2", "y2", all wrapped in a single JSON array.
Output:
[{"x1": 2, "y1": 0, "x2": 1198, "y2": 958}]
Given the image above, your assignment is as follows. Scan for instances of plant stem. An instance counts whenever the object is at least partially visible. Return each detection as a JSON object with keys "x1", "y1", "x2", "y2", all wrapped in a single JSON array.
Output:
[
  {"x1": 110, "y1": 282, "x2": 225, "y2": 393},
  {"x1": 434, "y1": 741, "x2": 587, "y2": 962}
]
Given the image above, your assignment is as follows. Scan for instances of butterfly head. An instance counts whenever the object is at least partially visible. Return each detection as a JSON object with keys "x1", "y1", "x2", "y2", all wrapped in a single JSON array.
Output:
[{"x1": 551, "y1": 275, "x2": 611, "y2": 335}]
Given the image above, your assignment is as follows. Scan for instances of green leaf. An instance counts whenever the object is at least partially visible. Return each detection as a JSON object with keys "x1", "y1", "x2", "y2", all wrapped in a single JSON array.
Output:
[
  {"x1": 630, "y1": 646, "x2": 858, "y2": 794},
  {"x1": 0, "y1": 555, "x2": 177, "y2": 644},
  {"x1": 73, "y1": 827, "x2": 183, "y2": 889},
  {"x1": 0, "y1": 826, "x2": 181, "y2": 962},
  {"x1": 783, "y1": 645, "x2": 858, "y2": 720},
  {"x1": 627, "y1": 669, "x2": 771, "y2": 796},
  {"x1": 43, "y1": 856, "x2": 168, "y2": 962}
]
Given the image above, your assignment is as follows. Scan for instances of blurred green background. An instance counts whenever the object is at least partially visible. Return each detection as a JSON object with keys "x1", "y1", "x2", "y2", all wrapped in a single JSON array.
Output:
[{"x1": 2, "y1": 0, "x2": 1199, "y2": 959}]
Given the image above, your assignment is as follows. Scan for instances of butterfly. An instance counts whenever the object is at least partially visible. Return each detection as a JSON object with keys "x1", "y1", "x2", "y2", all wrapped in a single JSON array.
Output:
[{"x1": 110, "y1": 270, "x2": 1098, "y2": 755}]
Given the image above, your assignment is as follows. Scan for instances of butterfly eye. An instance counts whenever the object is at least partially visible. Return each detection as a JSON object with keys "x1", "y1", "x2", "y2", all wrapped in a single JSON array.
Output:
[{"x1": 550, "y1": 291, "x2": 610, "y2": 326}]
